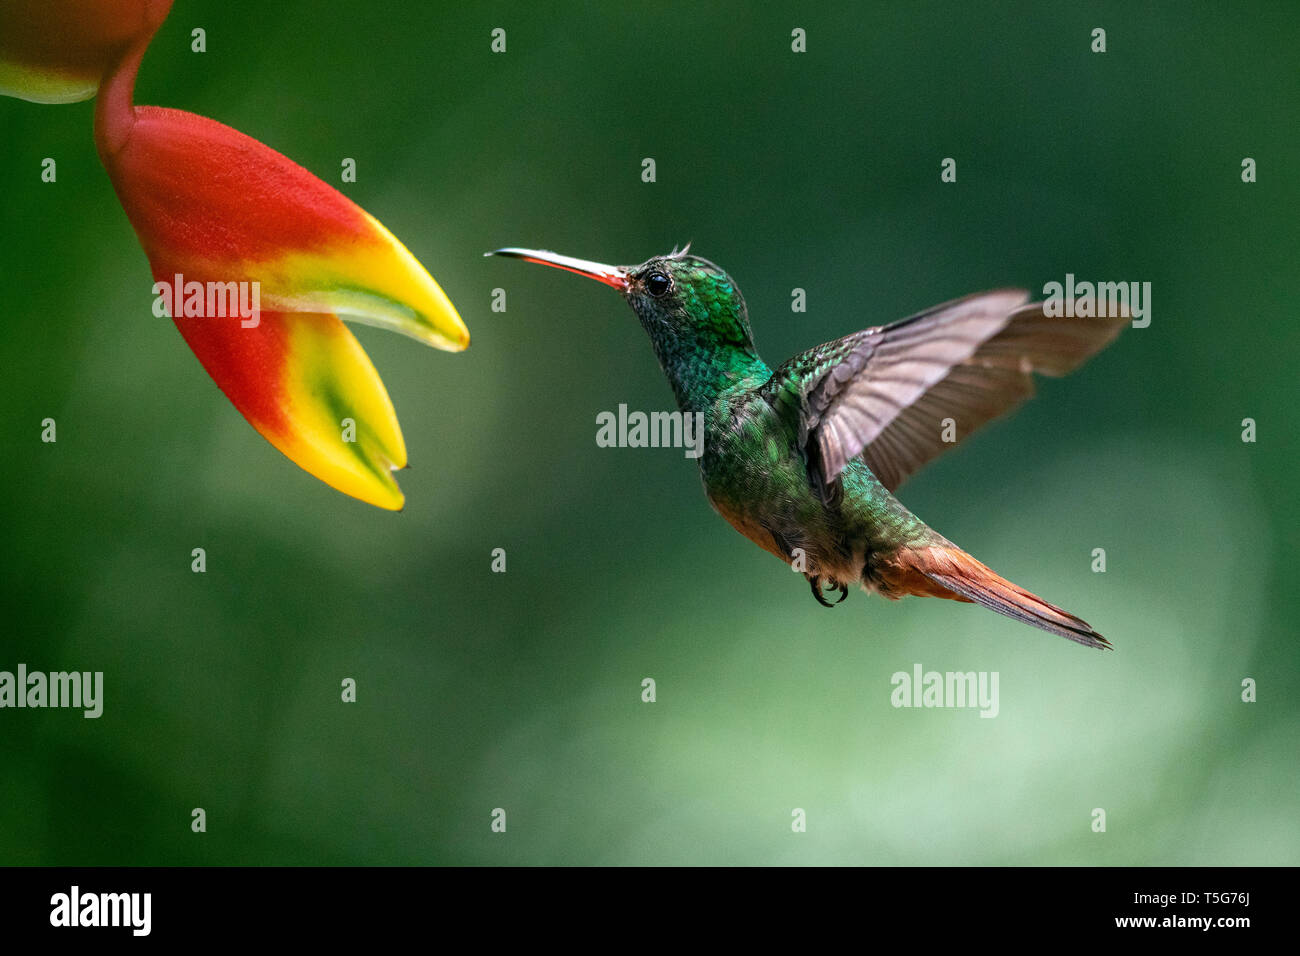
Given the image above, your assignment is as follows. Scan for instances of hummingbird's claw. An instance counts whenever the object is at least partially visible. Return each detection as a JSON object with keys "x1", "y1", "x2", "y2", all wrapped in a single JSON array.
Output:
[{"x1": 808, "y1": 575, "x2": 847, "y2": 608}]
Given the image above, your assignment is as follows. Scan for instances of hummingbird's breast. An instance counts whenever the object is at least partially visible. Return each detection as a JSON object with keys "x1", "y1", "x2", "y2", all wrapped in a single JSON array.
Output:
[{"x1": 696, "y1": 383, "x2": 869, "y2": 583}]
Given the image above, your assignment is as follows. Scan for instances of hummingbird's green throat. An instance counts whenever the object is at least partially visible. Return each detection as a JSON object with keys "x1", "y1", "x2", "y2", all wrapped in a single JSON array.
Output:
[{"x1": 489, "y1": 246, "x2": 1127, "y2": 649}]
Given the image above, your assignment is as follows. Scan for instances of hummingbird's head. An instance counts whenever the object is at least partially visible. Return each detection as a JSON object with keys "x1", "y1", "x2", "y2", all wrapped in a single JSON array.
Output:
[{"x1": 487, "y1": 245, "x2": 757, "y2": 360}]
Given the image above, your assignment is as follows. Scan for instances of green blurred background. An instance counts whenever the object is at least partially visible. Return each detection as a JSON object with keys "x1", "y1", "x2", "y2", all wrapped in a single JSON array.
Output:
[{"x1": 1, "y1": 1, "x2": 1296, "y2": 865}]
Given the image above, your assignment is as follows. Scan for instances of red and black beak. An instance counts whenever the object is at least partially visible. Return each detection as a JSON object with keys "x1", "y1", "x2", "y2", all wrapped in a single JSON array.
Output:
[{"x1": 487, "y1": 247, "x2": 629, "y2": 292}]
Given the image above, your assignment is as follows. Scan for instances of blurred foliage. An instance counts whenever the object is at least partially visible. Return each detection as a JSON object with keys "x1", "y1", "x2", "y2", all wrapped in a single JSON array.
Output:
[{"x1": 0, "y1": 0, "x2": 1295, "y2": 865}]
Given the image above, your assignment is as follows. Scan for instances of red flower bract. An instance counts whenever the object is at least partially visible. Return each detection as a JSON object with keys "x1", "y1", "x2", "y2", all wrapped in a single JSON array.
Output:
[{"x1": 3, "y1": 0, "x2": 468, "y2": 509}]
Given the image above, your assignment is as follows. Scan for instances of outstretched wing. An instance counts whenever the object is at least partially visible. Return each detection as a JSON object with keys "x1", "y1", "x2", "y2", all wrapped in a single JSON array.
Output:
[{"x1": 762, "y1": 290, "x2": 1127, "y2": 498}]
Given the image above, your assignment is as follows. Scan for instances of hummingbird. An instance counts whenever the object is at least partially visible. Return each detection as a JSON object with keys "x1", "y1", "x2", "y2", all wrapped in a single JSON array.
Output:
[{"x1": 489, "y1": 247, "x2": 1126, "y2": 648}]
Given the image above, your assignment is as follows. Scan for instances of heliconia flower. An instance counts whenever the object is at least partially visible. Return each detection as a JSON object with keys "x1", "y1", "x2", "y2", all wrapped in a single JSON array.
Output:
[{"x1": 3, "y1": 0, "x2": 468, "y2": 509}]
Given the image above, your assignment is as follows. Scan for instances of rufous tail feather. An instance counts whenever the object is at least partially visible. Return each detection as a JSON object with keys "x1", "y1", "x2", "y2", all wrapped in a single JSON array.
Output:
[{"x1": 880, "y1": 545, "x2": 1110, "y2": 649}]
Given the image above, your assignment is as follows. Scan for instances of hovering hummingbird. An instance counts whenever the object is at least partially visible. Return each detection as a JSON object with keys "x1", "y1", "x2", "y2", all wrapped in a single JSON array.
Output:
[{"x1": 490, "y1": 247, "x2": 1126, "y2": 648}]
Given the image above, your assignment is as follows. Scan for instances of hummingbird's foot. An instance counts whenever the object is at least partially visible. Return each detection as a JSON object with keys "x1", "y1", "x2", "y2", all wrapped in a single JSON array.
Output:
[{"x1": 808, "y1": 575, "x2": 848, "y2": 607}]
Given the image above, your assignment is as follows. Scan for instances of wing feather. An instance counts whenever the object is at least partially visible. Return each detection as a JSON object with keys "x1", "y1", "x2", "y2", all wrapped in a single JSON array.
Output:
[{"x1": 763, "y1": 291, "x2": 1126, "y2": 497}]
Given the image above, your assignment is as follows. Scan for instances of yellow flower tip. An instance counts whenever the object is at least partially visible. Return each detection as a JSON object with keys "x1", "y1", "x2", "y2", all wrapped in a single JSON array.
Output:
[
  {"x1": 266, "y1": 311, "x2": 414, "y2": 510},
  {"x1": 358, "y1": 474, "x2": 407, "y2": 513},
  {"x1": 336, "y1": 210, "x2": 471, "y2": 353}
]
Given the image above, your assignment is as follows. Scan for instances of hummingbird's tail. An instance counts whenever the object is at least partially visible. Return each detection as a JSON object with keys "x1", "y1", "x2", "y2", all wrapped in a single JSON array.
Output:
[{"x1": 877, "y1": 544, "x2": 1110, "y2": 649}]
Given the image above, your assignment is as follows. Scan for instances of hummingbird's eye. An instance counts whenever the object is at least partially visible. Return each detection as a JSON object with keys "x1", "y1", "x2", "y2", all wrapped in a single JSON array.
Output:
[{"x1": 645, "y1": 271, "x2": 672, "y2": 298}]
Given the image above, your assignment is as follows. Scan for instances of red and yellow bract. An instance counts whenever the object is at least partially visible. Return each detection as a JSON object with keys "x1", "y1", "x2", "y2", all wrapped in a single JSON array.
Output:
[{"x1": 2, "y1": 0, "x2": 469, "y2": 509}]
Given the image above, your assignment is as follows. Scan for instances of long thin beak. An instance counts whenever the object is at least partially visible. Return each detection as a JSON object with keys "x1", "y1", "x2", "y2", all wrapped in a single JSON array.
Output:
[{"x1": 486, "y1": 248, "x2": 628, "y2": 291}]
